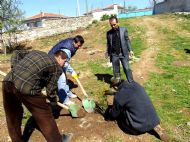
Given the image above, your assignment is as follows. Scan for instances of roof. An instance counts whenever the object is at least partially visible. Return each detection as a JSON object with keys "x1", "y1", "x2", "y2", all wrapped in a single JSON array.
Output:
[
  {"x1": 26, "y1": 12, "x2": 66, "y2": 21},
  {"x1": 103, "y1": 4, "x2": 124, "y2": 10},
  {"x1": 84, "y1": 4, "x2": 125, "y2": 15},
  {"x1": 85, "y1": 8, "x2": 104, "y2": 15}
]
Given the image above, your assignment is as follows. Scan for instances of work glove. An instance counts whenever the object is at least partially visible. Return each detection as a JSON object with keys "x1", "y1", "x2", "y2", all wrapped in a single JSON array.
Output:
[{"x1": 71, "y1": 71, "x2": 78, "y2": 80}]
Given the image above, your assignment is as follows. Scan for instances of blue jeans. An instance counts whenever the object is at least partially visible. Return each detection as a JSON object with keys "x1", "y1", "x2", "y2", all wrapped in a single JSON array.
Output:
[
  {"x1": 111, "y1": 54, "x2": 133, "y2": 83},
  {"x1": 57, "y1": 72, "x2": 70, "y2": 103}
]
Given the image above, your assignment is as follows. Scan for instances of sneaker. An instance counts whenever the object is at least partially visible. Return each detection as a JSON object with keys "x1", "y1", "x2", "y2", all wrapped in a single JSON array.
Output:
[
  {"x1": 67, "y1": 91, "x2": 77, "y2": 98},
  {"x1": 153, "y1": 125, "x2": 170, "y2": 142},
  {"x1": 62, "y1": 133, "x2": 73, "y2": 142},
  {"x1": 63, "y1": 97, "x2": 75, "y2": 106}
]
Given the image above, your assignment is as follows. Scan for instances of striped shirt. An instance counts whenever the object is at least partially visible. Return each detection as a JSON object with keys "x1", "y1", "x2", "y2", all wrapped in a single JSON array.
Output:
[{"x1": 4, "y1": 50, "x2": 62, "y2": 100}]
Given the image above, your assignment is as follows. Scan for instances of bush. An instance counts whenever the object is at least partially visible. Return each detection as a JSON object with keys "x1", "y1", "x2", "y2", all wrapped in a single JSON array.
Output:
[
  {"x1": 101, "y1": 14, "x2": 116, "y2": 21},
  {"x1": 4, "y1": 42, "x2": 32, "y2": 53},
  {"x1": 101, "y1": 14, "x2": 110, "y2": 21},
  {"x1": 92, "y1": 20, "x2": 98, "y2": 24}
]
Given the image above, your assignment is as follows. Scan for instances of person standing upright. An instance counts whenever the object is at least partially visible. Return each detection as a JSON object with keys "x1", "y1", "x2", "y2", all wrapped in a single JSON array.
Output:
[{"x1": 106, "y1": 16, "x2": 134, "y2": 83}]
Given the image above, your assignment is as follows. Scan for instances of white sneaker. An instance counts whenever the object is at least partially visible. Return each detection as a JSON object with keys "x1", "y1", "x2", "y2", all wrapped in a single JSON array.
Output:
[
  {"x1": 63, "y1": 97, "x2": 75, "y2": 106},
  {"x1": 67, "y1": 92, "x2": 77, "y2": 98}
]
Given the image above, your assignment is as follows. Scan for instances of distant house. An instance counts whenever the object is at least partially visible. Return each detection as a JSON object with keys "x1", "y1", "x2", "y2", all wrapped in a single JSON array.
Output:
[
  {"x1": 154, "y1": 0, "x2": 190, "y2": 14},
  {"x1": 84, "y1": 4, "x2": 125, "y2": 21},
  {"x1": 24, "y1": 12, "x2": 67, "y2": 29}
]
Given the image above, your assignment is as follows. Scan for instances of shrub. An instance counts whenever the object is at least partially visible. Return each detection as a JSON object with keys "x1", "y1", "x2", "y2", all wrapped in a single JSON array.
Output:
[
  {"x1": 101, "y1": 14, "x2": 116, "y2": 21},
  {"x1": 92, "y1": 20, "x2": 98, "y2": 24}
]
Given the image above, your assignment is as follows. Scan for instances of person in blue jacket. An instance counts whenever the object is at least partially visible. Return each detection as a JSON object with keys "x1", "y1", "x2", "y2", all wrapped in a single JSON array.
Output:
[
  {"x1": 104, "y1": 80, "x2": 170, "y2": 142},
  {"x1": 48, "y1": 35, "x2": 84, "y2": 105}
]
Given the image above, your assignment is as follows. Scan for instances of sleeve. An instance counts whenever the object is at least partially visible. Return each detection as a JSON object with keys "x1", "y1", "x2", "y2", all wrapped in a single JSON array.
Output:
[
  {"x1": 124, "y1": 29, "x2": 132, "y2": 52},
  {"x1": 104, "y1": 99, "x2": 122, "y2": 121},
  {"x1": 11, "y1": 50, "x2": 29, "y2": 68},
  {"x1": 46, "y1": 67, "x2": 61, "y2": 102},
  {"x1": 64, "y1": 61, "x2": 75, "y2": 74},
  {"x1": 106, "y1": 32, "x2": 111, "y2": 56}
]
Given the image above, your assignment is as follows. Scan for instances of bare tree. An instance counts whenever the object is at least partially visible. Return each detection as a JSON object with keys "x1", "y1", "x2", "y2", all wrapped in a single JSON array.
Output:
[{"x1": 0, "y1": 0, "x2": 24, "y2": 54}]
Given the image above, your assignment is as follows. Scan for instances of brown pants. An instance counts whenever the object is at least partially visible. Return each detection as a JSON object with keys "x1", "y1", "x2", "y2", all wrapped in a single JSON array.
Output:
[{"x1": 2, "y1": 81, "x2": 62, "y2": 142}]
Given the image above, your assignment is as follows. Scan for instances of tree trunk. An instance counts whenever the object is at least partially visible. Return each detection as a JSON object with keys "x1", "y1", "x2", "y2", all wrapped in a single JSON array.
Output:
[{"x1": 0, "y1": 29, "x2": 5, "y2": 55}]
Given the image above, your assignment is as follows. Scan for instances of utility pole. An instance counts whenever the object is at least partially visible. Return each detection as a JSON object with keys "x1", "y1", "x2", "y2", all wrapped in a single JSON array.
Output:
[
  {"x1": 76, "y1": 0, "x2": 81, "y2": 16},
  {"x1": 124, "y1": 0, "x2": 126, "y2": 13},
  {"x1": 85, "y1": 0, "x2": 88, "y2": 13}
]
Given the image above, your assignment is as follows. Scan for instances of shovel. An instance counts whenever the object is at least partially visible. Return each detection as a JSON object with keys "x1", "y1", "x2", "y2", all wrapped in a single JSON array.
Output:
[
  {"x1": 75, "y1": 78, "x2": 96, "y2": 113},
  {"x1": 0, "y1": 70, "x2": 82, "y2": 118},
  {"x1": 57, "y1": 102, "x2": 83, "y2": 118}
]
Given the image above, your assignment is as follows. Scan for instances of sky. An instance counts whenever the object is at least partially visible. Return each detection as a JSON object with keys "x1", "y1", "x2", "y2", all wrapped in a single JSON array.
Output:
[{"x1": 19, "y1": 0, "x2": 152, "y2": 18}]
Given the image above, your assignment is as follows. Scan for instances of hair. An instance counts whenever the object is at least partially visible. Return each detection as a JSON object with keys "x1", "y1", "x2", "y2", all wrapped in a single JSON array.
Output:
[
  {"x1": 54, "y1": 50, "x2": 68, "y2": 59},
  {"x1": 74, "y1": 35, "x2": 84, "y2": 44},
  {"x1": 109, "y1": 16, "x2": 118, "y2": 23}
]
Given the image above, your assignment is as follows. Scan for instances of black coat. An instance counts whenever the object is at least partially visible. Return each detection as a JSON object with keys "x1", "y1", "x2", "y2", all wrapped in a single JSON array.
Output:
[
  {"x1": 106, "y1": 27, "x2": 132, "y2": 58},
  {"x1": 105, "y1": 81, "x2": 160, "y2": 133}
]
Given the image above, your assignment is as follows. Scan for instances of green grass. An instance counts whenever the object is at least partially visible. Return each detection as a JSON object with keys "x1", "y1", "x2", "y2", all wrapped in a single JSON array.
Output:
[
  {"x1": 143, "y1": 16, "x2": 190, "y2": 141},
  {"x1": 119, "y1": 18, "x2": 147, "y2": 57},
  {"x1": 1, "y1": 14, "x2": 190, "y2": 141},
  {"x1": 0, "y1": 54, "x2": 11, "y2": 61},
  {"x1": 86, "y1": 59, "x2": 112, "y2": 108},
  {"x1": 172, "y1": 36, "x2": 190, "y2": 50},
  {"x1": 176, "y1": 14, "x2": 190, "y2": 31},
  {"x1": 33, "y1": 14, "x2": 190, "y2": 141}
]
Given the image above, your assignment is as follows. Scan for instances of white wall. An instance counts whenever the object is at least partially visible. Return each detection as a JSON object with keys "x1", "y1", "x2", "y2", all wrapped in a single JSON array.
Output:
[
  {"x1": 92, "y1": 5, "x2": 119, "y2": 21},
  {"x1": 92, "y1": 10, "x2": 117, "y2": 21},
  {"x1": 1, "y1": 15, "x2": 93, "y2": 48}
]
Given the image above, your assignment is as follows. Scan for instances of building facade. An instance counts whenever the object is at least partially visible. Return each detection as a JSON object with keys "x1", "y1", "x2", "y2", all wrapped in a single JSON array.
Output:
[
  {"x1": 84, "y1": 4, "x2": 125, "y2": 21},
  {"x1": 24, "y1": 12, "x2": 66, "y2": 29},
  {"x1": 154, "y1": 0, "x2": 190, "y2": 14}
]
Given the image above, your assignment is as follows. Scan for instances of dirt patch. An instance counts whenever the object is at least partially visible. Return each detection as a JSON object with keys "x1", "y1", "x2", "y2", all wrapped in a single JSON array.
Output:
[
  {"x1": 132, "y1": 17, "x2": 164, "y2": 85},
  {"x1": 0, "y1": 16, "x2": 178, "y2": 142},
  {"x1": 0, "y1": 61, "x2": 157, "y2": 142},
  {"x1": 30, "y1": 113, "x2": 153, "y2": 142},
  {"x1": 73, "y1": 47, "x2": 105, "y2": 62},
  {"x1": 172, "y1": 60, "x2": 190, "y2": 67}
]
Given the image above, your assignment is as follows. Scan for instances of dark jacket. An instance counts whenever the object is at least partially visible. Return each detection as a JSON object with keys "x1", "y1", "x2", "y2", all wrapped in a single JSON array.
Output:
[
  {"x1": 105, "y1": 81, "x2": 160, "y2": 133},
  {"x1": 48, "y1": 38, "x2": 77, "y2": 57},
  {"x1": 106, "y1": 27, "x2": 132, "y2": 58},
  {"x1": 4, "y1": 50, "x2": 62, "y2": 100}
]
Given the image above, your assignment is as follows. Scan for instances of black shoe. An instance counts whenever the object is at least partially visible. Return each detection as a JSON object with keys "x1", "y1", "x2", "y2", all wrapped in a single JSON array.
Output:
[{"x1": 62, "y1": 133, "x2": 73, "y2": 142}]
